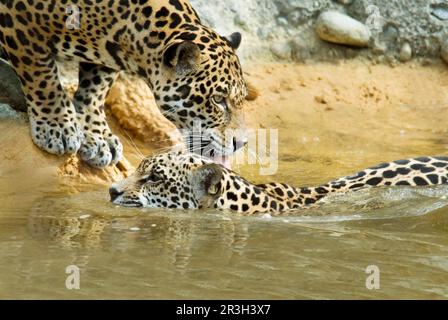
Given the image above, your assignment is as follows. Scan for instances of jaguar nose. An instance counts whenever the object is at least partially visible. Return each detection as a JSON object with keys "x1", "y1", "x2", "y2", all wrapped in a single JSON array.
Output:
[
  {"x1": 109, "y1": 187, "x2": 124, "y2": 202},
  {"x1": 233, "y1": 137, "x2": 248, "y2": 152}
]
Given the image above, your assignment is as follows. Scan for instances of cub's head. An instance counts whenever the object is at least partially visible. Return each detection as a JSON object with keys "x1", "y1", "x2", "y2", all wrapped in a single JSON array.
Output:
[
  {"x1": 151, "y1": 27, "x2": 249, "y2": 160},
  {"x1": 109, "y1": 152, "x2": 226, "y2": 209}
]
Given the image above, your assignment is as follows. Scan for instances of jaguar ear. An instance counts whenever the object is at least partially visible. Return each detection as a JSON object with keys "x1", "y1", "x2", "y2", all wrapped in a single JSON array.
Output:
[
  {"x1": 192, "y1": 164, "x2": 223, "y2": 204},
  {"x1": 163, "y1": 41, "x2": 201, "y2": 74},
  {"x1": 226, "y1": 32, "x2": 242, "y2": 50}
]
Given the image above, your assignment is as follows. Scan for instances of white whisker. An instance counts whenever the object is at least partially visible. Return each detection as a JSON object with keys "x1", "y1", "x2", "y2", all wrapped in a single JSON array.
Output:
[{"x1": 118, "y1": 128, "x2": 145, "y2": 160}]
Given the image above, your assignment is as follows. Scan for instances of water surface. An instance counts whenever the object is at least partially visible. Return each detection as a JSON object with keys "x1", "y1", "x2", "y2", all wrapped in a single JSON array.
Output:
[{"x1": 1, "y1": 163, "x2": 448, "y2": 299}]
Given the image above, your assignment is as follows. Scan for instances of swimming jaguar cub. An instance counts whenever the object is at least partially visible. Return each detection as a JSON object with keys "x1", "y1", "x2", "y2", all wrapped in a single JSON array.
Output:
[
  {"x1": 0, "y1": 0, "x2": 247, "y2": 168},
  {"x1": 110, "y1": 152, "x2": 448, "y2": 214}
]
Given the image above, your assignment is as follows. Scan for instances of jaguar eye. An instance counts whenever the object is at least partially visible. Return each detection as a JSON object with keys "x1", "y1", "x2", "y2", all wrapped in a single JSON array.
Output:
[
  {"x1": 212, "y1": 95, "x2": 228, "y2": 110},
  {"x1": 139, "y1": 173, "x2": 163, "y2": 184},
  {"x1": 213, "y1": 95, "x2": 224, "y2": 104},
  {"x1": 208, "y1": 185, "x2": 218, "y2": 195}
]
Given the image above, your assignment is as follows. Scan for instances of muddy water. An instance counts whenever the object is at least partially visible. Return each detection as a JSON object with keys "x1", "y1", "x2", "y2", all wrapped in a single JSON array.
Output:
[
  {"x1": 1, "y1": 62, "x2": 448, "y2": 299},
  {"x1": 1, "y1": 145, "x2": 448, "y2": 299}
]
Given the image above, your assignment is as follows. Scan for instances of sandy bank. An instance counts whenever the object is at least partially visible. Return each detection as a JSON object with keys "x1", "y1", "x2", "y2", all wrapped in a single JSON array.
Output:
[{"x1": 243, "y1": 60, "x2": 448, "y2": 185}]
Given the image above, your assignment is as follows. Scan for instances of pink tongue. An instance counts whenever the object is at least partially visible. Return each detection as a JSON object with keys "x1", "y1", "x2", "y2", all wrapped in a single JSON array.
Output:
[{"x1": 212, "y1": 155, "x2": 232, "y2": 170}]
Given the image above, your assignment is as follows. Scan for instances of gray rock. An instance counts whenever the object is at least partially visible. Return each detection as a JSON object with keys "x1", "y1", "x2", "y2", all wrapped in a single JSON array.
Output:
[
  {"x1": 186, "y1": 0, "x2": 448, "y2": 62},
  {"x1": 336, "y1": 0, "x2": 353, "y2": 5},
  {"x1": 380, "y1": 25, "x2": 399, "y2": 44},
  {"x1": 440, "y1": 40, "x2": 448, "y2": 65},
  {"x1": 270, "y1": 42, "x2": 292, "y2": 59},
  {"x1": 431, "y1": 4, "x2": 448, "y2": 21},
  {"x1": 0, "y1": 58, "x2": 27, "y2": 112},
  {"x1": 185, "y1": 0, "x2": 448, "y2": 62},
  {"x1": 398, "y1": 42, "x2": 412, "y2": 62},
  {"x1": 287, "y1": 9, "x2": 310, "y2": 26},
  {"x1": 257, "y1": 27, "x2": 271, "y2": 40},
  {"x1": 372, "y1": 40, "x2": 387, "y2": 55},
  {"x1": 234, "y1": 14, "x2": 249, "y2": 30},
  {"x1": 277, "y1": 17, "x2": 289, "y2": 27},
  {"x1": 0, "y1": 103, "x2": 23, "y2": 120},
  {"x1": 316, "y1": 11, "x2": 371, "y2": 47},
  {"x1": 291, "y1": 38, "x2": 311, "y2": 62},
  {"x1": 385, "y1": 53, "x2": 398, "y2": 67}
]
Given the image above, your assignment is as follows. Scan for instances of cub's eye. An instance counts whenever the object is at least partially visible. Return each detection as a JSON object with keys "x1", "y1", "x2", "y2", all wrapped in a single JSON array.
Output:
[
  {"x1": 208, "y1": 185, "x2": 218, "y2": 195},
  {"x1": 139, "y1": 173, "x2": 163, "y2": 184}
]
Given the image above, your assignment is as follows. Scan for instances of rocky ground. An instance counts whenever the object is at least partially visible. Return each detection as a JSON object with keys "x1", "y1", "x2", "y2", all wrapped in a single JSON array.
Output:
[{"x1": 192, "y1": 0, "x2": 448, "y2": 65}]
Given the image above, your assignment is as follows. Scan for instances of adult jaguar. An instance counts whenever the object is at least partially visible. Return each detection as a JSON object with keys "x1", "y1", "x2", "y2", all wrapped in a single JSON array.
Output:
[
  {"x1": 0, "y1": 0, "x2": 248, "y2": 168},
  {"x1": 110, "y1": 152, "x2": 448, "y2": 214}
]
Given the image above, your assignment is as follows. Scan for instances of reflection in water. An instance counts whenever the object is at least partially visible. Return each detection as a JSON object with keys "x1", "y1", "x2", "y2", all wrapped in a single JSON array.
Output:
[{"x1": 26, "y1": 193, "x2": 253, "y2": 272}]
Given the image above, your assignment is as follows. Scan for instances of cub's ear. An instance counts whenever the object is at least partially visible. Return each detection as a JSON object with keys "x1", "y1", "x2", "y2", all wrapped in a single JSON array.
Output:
[
  {"x1": 226, "y1": 32, "x2": 242, "y2": 50},
  {"x1": 192, "y1": 164, "x2": 223, "y2": 203},
  {"x1": 163, "y1": 41, "x2": 201, "y2": 74}
]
